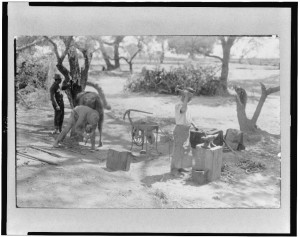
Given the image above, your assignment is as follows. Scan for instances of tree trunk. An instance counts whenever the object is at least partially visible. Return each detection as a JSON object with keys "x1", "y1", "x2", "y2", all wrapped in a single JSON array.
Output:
[
  {"x1": 80, "y1": 50, "x2": 93, "y2": 91},
  {"x1": 235, "y1": 84, "x2": 280, "y2": 133},
  {"x1": 239, "y1": 55, "x2": 244, "y2": 64},
  {"x1": 251, "y1": 83, "x2": 280, "y2": 125},
  {"x1": 189, "y1": 52, "x2": 196, "y2": 60},
  {"x1": 160, "y1": 41, "x2": 165, "y2": 63},
  {"x1": 56, "y1": 63, "x2": 74, "y2": 108},
  {"x1": 113, "y1": 43, "x2": 121, "y2": 69},
  {"x1": 235, "y1": 95, "x2": 256, "y2": 132},
  {"x1": 68, "y1": 46, "x2": 81, "y2": 83},
  {"x1": 66, "y1": 45, "x2": 83, "y2": 107},
  {"x1": 220, "y1": 44, "x2": 230, "y2": 93},
  {"x1": 99, "y1": 42, "x2": 115, "y2": 71},
  {"x1": 129, "y1": 62, "x2": 133, "y2": 73},
  {"x1": 219, "y1": 36, "x2": 236, "y2": 95}
]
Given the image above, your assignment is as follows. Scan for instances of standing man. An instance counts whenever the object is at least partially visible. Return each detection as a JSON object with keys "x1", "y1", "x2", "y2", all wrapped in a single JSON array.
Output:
[
  {"x1": 50, "y1": 74, "x2": 64, "y2": 134},
  {"x1": 171, "y1": 87, "x2": 197, "y2": 176}
]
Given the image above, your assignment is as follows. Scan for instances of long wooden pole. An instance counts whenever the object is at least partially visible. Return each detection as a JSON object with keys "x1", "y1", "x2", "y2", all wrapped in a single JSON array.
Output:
[
  {"x1": 29, "y1": 145, "x2": 62, "y2": 158},
  {"x1": 17, "y1": 152, "x2": 58, "y2": 165}
]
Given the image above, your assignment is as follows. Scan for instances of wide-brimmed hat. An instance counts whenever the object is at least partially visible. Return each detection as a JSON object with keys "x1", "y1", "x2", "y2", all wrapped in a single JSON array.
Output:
[{"x1": 54, "y1": 74, "x2": 62, "y2": 81}]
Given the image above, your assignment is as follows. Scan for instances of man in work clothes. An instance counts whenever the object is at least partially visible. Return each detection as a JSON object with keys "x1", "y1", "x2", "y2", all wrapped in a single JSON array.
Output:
[
  {"x1": 171, "y1": 87, "x2": 197, "y2": 176},
  {"x1": 50, "y1": 74, "x2": 64, "y2": 134}
]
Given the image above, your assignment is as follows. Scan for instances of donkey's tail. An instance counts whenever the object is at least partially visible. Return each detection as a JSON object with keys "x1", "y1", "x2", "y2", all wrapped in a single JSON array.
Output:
[{"x1": 86, "y1": 81, "x2": 111, "y2": 110}]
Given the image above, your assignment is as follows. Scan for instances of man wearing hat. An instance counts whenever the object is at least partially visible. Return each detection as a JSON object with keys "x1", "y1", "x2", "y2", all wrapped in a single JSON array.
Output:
[
  {"x1": 50, "y1": 74, "x2": 65, "y2": 134},
  {"x1": 171, "y1": 87, "x2": 197, "y2": 176}
]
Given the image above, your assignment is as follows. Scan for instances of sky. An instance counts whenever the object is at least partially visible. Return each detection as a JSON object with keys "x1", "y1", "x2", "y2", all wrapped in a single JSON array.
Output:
[
  {"x1": 213, "y1": 36, "x2": 280, "y2": 59},
  {"x1": 33, "y1": 35, "x2": 280, "y2": 60}
]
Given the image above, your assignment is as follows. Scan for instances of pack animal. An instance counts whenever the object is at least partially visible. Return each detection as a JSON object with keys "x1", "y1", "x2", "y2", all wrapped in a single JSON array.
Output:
[
  {"x1": 53, "y1": 105, "x2": 99, "y2": 150},
  {"x1": 75, "y1": 91, "x2": 110, "y2": 147}
]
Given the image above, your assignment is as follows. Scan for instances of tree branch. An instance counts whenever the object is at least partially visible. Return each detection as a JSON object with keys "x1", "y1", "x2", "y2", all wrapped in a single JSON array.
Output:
[
  {"x1": 266, "y1": 86, "x2": 280, "y2": 95},
  {"x1": 44, "y1": 36, "x2": 60, "y2": 61},
  {"x1": 119, "y1": 56, "x2": 129, "y2": 63},
  {"x1": 129, "y1": 48, "x2": 141, "y2": 62},
  {"x1": 227, "y1": 36, "x2": 236, "y2": 48},
  {"x1": 204, "y1": 53, "x2": 223, "y2": 62},
  {"x1": 107, "y1": 55, "x2": 117, "y2": 61},
  {"x1": 219, "y1": 36, "x2": 226, "y2": 47},
  {"x1": 102, "y1": 40, "x2": 115, "y2": 46},
  {"x1": 60, "y1": 36, "x2": 73, "y2": 62},
  {"x1": 16, "y1": 37, "x2": 45, "y2": 52},
  {"x1": 251, "y1": 83, "x2": 279, "y2": 124}
]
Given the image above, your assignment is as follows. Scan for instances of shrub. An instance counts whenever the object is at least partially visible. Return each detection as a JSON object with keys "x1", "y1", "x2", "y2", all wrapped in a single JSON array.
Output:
[
  {"x1": 16, "y1": 53, "x2": 50, "y2": 90},
  {"x1": 125, "y1": 63, "x2": 221, "y2": 96}
]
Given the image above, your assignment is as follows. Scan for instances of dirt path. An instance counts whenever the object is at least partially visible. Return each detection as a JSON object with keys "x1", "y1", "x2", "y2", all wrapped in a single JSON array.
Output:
[{"x1": 16, "y1": 72, "x2": 281, "y2": 208}]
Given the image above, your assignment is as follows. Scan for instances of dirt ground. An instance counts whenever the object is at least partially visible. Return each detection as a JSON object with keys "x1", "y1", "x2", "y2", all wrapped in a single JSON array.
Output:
[{"x1": 16, "y1": 63, "x2": 281, "y2": 208}]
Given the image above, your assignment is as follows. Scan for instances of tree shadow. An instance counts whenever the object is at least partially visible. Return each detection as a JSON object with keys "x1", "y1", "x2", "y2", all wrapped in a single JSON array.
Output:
[{"x1": 257, "y1": 129, "x2": 281, "y2": 139}]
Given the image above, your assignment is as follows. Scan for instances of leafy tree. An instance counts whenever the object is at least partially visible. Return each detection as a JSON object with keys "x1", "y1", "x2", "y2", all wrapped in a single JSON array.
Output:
[
  {"x1": 44, "y1": 36, "x2": 108, "y2": 108},
  {"x1": 168, "y1": 36, "x2": 217, "y2": 60},
  {"x1": 155, "y1": 36, "x2": 169, "y2": 63},
  {"x1": 94, "y1": 36, "x2": 125, "y2": 70},
  {"x1": 15, "y1": 36, "x2": 51, "y2": 89},
  {"x1": 168, "y1": 36, "x2": 236, "y2": 94},
  {"x1": 119, "y1": 37, "x2": 143, "y2": 73},
  {"x1": 140, "y1": 36, "x2": 160, "y2": 63},
  {"x1": 232, "y1": 37, "x2": 264, "y2": 64},
  {"x1": 217, "y1": 36, "x2": 237, "y2": 93}
]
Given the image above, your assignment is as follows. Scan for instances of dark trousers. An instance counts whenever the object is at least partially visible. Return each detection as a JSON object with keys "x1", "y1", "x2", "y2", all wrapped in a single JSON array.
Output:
[{"x1": 52, "y1": 103, "x2": 64, "y2": 131}]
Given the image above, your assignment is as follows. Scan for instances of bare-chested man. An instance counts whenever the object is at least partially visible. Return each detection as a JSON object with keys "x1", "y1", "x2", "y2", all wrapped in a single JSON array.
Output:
[{"x1": 53, "y1": 105, "x2": 99, "y2": 150}]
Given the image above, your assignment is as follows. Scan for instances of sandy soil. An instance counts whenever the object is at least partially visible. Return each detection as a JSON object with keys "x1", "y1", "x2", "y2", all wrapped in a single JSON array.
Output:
[{"x1": 16, "y1": 64, "x2": 281, "y2": 208}]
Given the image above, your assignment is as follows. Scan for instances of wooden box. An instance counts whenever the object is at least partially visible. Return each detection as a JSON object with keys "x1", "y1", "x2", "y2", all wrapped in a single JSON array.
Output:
[
  {"x1": 193, "y1": 144, "x2": 223, "y2": 182},
  {"x1": 182, "y1": 154, "x2": 193, "y2": 168},
  {"x1": 106, "y1": 149, "x2": 132, "y2": 171},
  {"x1": 159, "y1": 135, "x2": 171, "y2": 143},
  {"x1": 192, "y1": 169, "x2": 208, "y2": 185}
]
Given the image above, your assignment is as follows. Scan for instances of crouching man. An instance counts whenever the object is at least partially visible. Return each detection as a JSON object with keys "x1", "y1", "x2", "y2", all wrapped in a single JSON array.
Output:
[{"x1": 53, "y1": 105, "x2": 99, "y2": 150}]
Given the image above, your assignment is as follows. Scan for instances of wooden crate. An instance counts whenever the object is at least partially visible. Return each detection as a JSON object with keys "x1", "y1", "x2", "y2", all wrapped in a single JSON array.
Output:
[
  {"x1": 193, "y1": 144, "x2": 223, "y2": 182},
  {"x1": 106, "y1": 149, "x2": 132, "y2": 171},
  {"x1": 182, "y1": 155, "x2": 193, "y2": 168},
  {"x1": 192, "y1": 169, "x2": 208, "y2": 185},
  {"x1": 159, "y1": 135, "x2": 171, "y2": 143}
]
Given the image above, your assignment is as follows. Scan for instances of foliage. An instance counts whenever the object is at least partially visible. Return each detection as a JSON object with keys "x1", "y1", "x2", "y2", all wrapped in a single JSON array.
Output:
[
  {"x1": 125, "y1": 63, "x2": 221, "y2": 96},
  {"x1": 168, "y1": 36, "x2": 217, "y2": 59},
  {"x1": 16, "y1": 51, "x2": 51, "y2": 90}
]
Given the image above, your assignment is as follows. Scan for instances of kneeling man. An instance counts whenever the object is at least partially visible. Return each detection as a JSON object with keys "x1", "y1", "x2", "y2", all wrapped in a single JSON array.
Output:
[{"x1": 53, "y1": 105, "x2": 99, "y2": 150}]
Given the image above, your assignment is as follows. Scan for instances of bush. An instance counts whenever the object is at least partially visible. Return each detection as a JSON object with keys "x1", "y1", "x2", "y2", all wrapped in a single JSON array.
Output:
[
  {"x1": 125, "y1": 63, "x2": 221, "y2": 96},
  {"x1": 16, "y1": 53, "x2": 50, "y2": 90}
]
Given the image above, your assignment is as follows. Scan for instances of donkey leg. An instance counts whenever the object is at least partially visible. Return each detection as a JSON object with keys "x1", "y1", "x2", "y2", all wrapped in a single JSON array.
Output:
[{"x1": 98, "y1": 112, "x2": 104, "y2": 147}]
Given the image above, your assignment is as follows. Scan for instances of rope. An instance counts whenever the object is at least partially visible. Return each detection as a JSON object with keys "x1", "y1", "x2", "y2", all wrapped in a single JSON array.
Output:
[{"x1": 221, "y1": 163, "x2": 236, "y2": 181}]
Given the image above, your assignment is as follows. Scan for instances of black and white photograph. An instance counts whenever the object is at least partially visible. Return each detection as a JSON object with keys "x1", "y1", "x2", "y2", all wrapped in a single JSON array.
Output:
[
  {"x1": 15, "y1": 35, "x2": 281, "y2": 209},
  {"x1": 5, "y1": 3, "x2": 294, "y2": 235}
]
